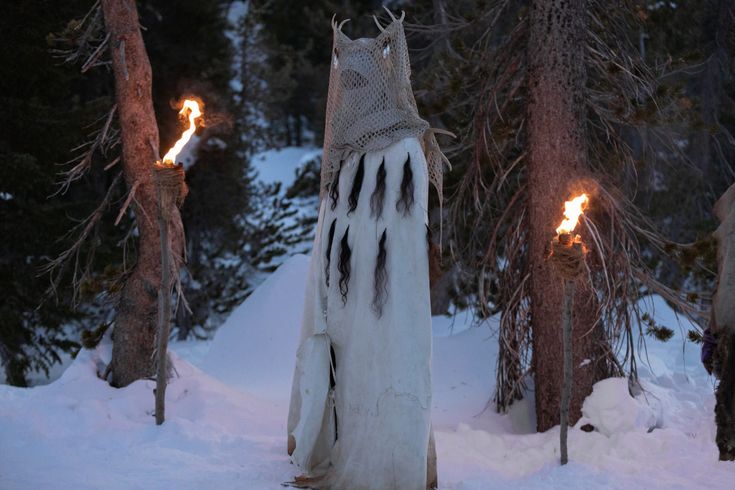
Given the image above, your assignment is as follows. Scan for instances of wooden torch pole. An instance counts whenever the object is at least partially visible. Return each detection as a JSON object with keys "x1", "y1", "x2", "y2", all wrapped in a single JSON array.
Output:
[
  {"x1": 559, "y1": 278, "x2": 575, "y2": 465},
  {"x1": 153, "y1": 163, "x2": 185, "y2": 425},
  {"x1": 154, "y1": 183, "x2": 172, "y2": 426},
  {"x1": 549, "y1": 231, "x2": 585, "y2": 466}
]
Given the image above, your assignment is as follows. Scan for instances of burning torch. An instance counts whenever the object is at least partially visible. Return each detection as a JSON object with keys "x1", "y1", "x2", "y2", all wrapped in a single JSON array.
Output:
[
  {"x1": 548, "y1": 193, "x2": 588, "y2": 465},
  {"x1": 154, "y1": 98, "x2": 203, "y2": 426}
]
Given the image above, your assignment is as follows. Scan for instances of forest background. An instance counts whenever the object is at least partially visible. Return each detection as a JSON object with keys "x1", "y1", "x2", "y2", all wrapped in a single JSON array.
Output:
[{"x1": 1, "y1": 0, "x2": 732, "y2": 433}]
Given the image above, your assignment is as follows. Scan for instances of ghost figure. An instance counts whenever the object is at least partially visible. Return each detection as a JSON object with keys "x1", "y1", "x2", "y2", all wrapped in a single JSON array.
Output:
[{"x1": 287, "y1": 10, "x2": 447, "y2": 490}]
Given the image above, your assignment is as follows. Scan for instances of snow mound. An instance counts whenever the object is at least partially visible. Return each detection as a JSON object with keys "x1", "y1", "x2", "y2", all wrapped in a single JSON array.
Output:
[
  {"x1": 431, "y1": 311, "x2": 506, "y2": 432},
  {"x1": 580, "y1": 377, "x2": 658, "y2": 436},
  {"x1": 202, "y1": 254, "x2": 309, "y2": 398},
  {"x1": 0, "y1": 339, "x2": 292, "y2": 490},
  {"x1": 252, "y1": 147, "x2": 320, "y2": 187}
]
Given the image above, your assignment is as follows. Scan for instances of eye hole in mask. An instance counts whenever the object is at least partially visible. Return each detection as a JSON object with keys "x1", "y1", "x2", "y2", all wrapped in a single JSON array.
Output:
[
  {"x1": 333, "y1": 48, "x2": 339, "y2": 68},
  {"x1": 382, "y1": 39, "x2": 391, "y2": 59}
]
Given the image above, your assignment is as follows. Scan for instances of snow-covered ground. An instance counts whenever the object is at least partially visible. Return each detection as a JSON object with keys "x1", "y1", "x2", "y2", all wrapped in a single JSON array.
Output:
[{"x1": 1, "y1": 255, "x2": 733, "y2": 489}]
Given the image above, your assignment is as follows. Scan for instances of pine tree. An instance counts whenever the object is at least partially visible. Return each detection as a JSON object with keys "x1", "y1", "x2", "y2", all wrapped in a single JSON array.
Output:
[
  {"x1": 525, "y1": 0, "x2": 611, "y2": 431},
  {"x1": 0, "y1": 0, "x2": 117, "y2": 385},
  {"x1": 409, "y1": 0, "x2": 707, "y2": 429},
  {"x1": 254, "y1": 0, "x2": 383, "y2": 146},
  {"x1": 3, "y1": 0, "x2": 320, "y2": 385},
  {"x1": 100, "y1": 0, "x2": 175, "y2": 387}
]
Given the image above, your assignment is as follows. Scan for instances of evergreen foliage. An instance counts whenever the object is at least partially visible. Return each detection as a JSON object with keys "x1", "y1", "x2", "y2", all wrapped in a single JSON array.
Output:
[
  {"x1": 253, "y1": 0, "x2": 384, "y2": 146},
  {"x1": 403, "y1": 0, "x2": 735, "y2": 411},
  {"x1": 137, "y1": 1, "x2": 259, "y2": 340},
  {"x1": 2, "y1": 0, "x2": 732, "y2": 392},
  {"x1": 1, "y1": 0, "x2": 262, "y2": 383},
  {"x1": 0, "y1": 0, "x2": 116, "y2": 385}
]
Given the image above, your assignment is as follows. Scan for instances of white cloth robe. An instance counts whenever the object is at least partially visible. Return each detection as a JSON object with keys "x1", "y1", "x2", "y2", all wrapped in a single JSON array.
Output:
[{"x1": 287, "y1": 137, "x2": 433, "y2": 489}]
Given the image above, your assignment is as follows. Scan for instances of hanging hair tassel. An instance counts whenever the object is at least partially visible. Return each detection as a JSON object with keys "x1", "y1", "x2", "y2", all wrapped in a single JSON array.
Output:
[
  {"x1": 396, "y1": 153, "x2": 414, "y2": 216},
  {"x1": 370, "y1": 158, "x2": 387, "y2": 219},
  {"x1": 330, "y1": 161, "x2": 343, "y2": 211},
  {"x1": 325, "y1": 218, "x2": 337, "y2": 287},
  {"x1": 372, "y1": 229, "x2": 388, "y2": 317},
  {"x1": 338, "y1": 226, "x2": 352, "y2": 304},
  {"x1": 347, "y1": 154, "x2": 365, "y2": 215}
]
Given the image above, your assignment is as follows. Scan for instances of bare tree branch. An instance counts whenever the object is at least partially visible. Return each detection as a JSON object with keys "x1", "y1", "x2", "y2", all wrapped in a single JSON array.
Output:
[
  {"x1": 53, "y1": 104, "x2": 118, "y2": 196},
  {"x1": 42, "y1": 171, "x2": 124, "y2": 304}
]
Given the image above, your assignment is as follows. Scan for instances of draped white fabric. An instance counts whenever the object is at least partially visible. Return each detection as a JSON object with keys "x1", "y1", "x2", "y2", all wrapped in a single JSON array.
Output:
[
  {"x1": 714, "y1": 183, "x2": 735, "y2": 333},
  {"x1": 288, "y1": 137, "x2": 433, "y2": 489}
]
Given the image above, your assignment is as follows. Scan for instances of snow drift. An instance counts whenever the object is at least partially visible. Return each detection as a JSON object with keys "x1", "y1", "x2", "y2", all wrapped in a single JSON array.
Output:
[
  {"x1": 202, "y1": 254, "x2": 309, "y2": 398},
  {"x1": 580, "y1": 377, "x2": 660, "y2": 437}
]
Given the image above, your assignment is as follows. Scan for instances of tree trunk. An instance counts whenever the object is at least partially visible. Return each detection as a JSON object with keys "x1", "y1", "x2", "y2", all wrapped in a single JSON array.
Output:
[
  {"x1": 285, "y1": 115, "x2": 293, "y2": 146},
  {"x1": 527, "y1": 0, "x2": 605, "y2": 432},
  {"x1": 101, "y1": 0, "x2": 182, "y2": 387},
  {"x1": 294, "y1": 113, "x2": 303, "y2": 147},
  {"x1": 715, "y1": 332, "x2": 735, "y2": 460}
]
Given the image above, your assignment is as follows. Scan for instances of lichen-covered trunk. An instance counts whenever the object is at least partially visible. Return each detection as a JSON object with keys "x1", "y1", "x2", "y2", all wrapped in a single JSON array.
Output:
[
  {"x1": 101, "y1": 0, "x2": 181, "y2": 387},
  {"x1": 526, "y1": 0, "x2": 605, "y2": 432}
]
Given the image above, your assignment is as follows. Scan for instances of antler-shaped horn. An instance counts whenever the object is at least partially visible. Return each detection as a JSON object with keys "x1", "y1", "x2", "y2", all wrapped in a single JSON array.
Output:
[
  {"x1": 331, "y1": 14, "x2": 351, "y2": 33},
  {"x1": 373, "y1": 15, "x2": 385, "y2": 32},
  {"x1": 382, "y1": 6, "x2": 405, "y2": 23}
]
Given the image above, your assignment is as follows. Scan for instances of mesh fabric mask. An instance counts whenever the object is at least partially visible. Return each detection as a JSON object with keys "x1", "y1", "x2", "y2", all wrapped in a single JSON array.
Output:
[{"x1": 321, "y1": 12, "x2": 449, "y2": 202}]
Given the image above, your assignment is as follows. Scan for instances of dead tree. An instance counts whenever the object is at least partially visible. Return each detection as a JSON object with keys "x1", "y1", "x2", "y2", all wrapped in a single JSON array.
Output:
[{"x1": 100, "y1": 0, "x2": 184, "y2": 387}]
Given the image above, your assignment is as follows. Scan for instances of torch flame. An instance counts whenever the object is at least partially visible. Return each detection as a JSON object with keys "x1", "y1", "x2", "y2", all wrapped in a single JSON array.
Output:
[
  {"x1": 555, "y1": 193, "x2": 589, "y2": 235},
  {"x1": 161, "y1": 99, "x2": 203, "y2": 165}
]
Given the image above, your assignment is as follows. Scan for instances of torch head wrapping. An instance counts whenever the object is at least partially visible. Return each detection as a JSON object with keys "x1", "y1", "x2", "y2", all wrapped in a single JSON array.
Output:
[
  {"x1": 550, "y1": 233, "x2": 587, "y2": 279},
  {"x1": 549, "y1": 192, "x2": 590, "y2": 279},
  {"x1": 153, "y1": 161, "x2": 188, "y2": 219}
]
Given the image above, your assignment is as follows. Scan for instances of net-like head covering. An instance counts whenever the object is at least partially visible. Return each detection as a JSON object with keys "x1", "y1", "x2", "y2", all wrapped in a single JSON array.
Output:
[{"x1": 321, "y1": 9, "x2": 450, "y2": 201}]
